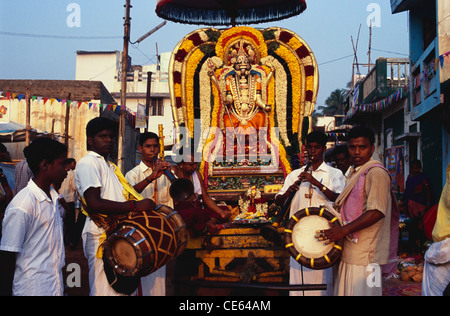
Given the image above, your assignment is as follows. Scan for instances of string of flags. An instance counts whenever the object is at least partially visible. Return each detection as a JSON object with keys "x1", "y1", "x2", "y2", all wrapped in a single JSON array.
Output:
[
  {"x1": 434, "y1": 51, "x2": 450, "y2": 71},
  {"x1": 412, "y1": 50, "x2": 450, "y2": 89},
  {"x1": 345, "y1": 87, "x2": 406, "y2": 120},
  {"x1": 0, "y1": 90, "x2": 139, "y2": 128},
  {"x1": 325, "y1": 132, "x2": 347, "y2": 138},
  {"x1": 346, "y1": 51, "x2": 450, "y2": 122}
]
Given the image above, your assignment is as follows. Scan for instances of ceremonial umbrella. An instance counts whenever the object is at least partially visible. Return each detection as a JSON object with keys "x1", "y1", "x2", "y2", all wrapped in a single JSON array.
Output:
[{"x1": 156, "y1": 0, "x2": 307, "y2": 26}]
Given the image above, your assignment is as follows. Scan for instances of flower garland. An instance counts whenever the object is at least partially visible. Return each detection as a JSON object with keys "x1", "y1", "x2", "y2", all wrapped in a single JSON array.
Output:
[
  {"x1": 170, "y1": 26, "x2": 318, "y2": 178},
  {"x1": 185, "y1": 48, "x2": 204, "y2": 136},
  {"x1": 273, "y1": 43, "x2": 302, "y2": 135},
  {"x1": 170, "y1": 28, "x2": 221, "y2": 128}
]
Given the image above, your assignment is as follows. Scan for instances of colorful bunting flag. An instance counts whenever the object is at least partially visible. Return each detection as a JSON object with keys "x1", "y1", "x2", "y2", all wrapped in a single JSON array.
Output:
[{"x1": 0, "y1": 90, "x2": 139, "y2": 128}]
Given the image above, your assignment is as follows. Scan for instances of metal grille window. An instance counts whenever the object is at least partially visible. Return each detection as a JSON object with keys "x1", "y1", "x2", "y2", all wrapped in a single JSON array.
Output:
[{"x1": 151, "y1": 98, "x2": 164, "y2": 116}]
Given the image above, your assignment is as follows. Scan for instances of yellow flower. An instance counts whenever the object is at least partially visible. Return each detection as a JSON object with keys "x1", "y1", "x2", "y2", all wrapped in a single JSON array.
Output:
[
  {"x1": 185, "y1": 48, "x2": 205, "y2": 136},
  {"x1": 179, "y1": 38, "x2": 195, "y2": 54},
  {"x1": 174, "y1": 83, "x2": 182, "y2": 99},
  {"x1": 274, "y1": 44, "x2": 302, "y2": 134}
]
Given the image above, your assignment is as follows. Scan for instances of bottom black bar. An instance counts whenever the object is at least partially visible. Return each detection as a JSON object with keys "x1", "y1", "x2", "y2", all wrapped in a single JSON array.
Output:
[{"x1": 173, "y1": 279, "x2": 327, "y2": 292}]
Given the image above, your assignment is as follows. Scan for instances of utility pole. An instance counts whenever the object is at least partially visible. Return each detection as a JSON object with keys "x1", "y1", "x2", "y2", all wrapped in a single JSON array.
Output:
[
  {"x1": 145, "y1": 71, "x2": 152, "y2": 132},
  {"x1": 368, "y1": 20, "x2": 372, "y2": 74},
  {"x1": 118, "y1": 0, "x2": 131, "y2": 172},
  {"x1": 25, "y1": 86, "x2": 31, "y2": 146},
  {"x1": 64, "y1": 93, "x2": 71, "y2": 148}
]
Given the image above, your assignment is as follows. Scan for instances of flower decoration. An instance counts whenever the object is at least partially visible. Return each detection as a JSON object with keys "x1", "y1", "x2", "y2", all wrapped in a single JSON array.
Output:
[{"x1": 169, "y1": 26, "x2": 318, "y2": 182}]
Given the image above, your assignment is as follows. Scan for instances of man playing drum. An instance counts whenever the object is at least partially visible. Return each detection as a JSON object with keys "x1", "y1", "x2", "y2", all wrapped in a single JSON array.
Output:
[
  {"x1": 125, "y1": 132, "x2": 174, "y2": 296},
  {"x1": 320, "y1": 126, "x2": 399, "y2": 296},
  {"x1": 276, "y1": 131, "x2": 345, "y2": 296},
  {"x1": 75, "y1": 117, "x2": 156, "y2": 296}
]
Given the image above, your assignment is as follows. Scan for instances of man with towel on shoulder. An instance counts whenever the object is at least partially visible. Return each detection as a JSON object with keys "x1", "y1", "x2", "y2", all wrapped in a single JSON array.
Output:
[{"x1": 320, "y1": 126, "x2": 399, "y2": 296}]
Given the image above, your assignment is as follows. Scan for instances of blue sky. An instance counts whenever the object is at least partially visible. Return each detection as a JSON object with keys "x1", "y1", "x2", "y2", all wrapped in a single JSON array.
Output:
[{"x1": 0, "y1": 0, "x2": 409, "y2": 108}]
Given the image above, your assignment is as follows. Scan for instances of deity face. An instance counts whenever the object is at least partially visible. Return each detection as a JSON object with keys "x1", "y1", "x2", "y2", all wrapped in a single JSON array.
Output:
[{"x1": 234, "y1": 54, "x2": 251, "y2": 74}]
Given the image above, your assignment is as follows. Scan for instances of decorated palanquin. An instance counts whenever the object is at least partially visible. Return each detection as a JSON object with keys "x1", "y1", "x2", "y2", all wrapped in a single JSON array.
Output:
[{"x1": 169, "y1": 26, "x2": 318, "y2": 201}]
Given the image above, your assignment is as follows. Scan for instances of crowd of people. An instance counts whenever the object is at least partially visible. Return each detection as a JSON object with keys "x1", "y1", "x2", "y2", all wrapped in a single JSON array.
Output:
[{"x1": 0, "y1": 117, "x2": 448, "y2": 296}]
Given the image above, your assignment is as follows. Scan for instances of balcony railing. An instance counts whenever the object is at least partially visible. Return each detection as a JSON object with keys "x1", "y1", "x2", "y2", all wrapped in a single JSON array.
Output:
[{"x1": 360, "y1": 58, "x2": 410, "y2": 104}]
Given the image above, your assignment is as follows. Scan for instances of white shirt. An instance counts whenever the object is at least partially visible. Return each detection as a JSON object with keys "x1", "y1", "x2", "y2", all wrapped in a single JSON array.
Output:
[
  {"x1": 125, "y1": 161, "x2": 173, "y2": 208},
  {"x1": 277, "y1": 162, "x2": 346, "y2": 296},
  {"x1": 74, "y1": 151, "x2": 130, "y2": 296},
  {"x1": 277, "y1": 162, "x2": 346, "y2": 216},
  {"x1": 0, "y1": 179, "x2": 65, "y2": 296},
  {"x1": 74, "y1": 151, "x2": 126, "y2": 236},
  {"x1": 125, "y1": 162, "x2": 172, "y2": 296},
  {"x1": 59, "y1": 169, "x2": 76, "y2": 203}
]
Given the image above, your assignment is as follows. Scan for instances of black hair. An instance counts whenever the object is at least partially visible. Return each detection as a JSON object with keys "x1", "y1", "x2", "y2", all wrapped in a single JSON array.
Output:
[
  {"x1": 305, "y1": 131, "x2": 328, "y2": 147},
  {"x1": 23, "y1": 138, "x2": 68, "y2": 174},
  {"x1": 411, "y1": 160, "x2": 422, "y2": 169},
  {"x1": 86, "y1": 117, "x2": 116, "y2": 138},
  {"x1": 169, "y1": 178, "x2": 194, "y2": 202},
  {"x1": 139, "y1": 132, "x2": 159, "y2": 147},
  {"x1": 347, "y1": 126, "x2": 375, "y2": 146},
  {"x1": 86, "y1": 117, "x2": 116, "y2": 150},
  {"x1": 333, "y1": 144, "x2": 349, "y2": 157},
  {"x1": 65, "y1": 158, "x2": 76, "y2": 165}
]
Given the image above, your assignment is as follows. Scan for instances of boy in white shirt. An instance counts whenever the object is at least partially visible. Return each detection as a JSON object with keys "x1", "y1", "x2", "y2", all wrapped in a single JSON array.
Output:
[
  {"x1": 125, "y1": 132, "x2": 174, "y2": 296},
  {"x1": 0, "y1": 138, "x2": 68, "y2": 296}
]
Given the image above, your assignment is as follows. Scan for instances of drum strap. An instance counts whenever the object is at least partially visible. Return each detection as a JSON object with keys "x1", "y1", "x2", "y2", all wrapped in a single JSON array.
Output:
[{"x1": 79, "y1": 161, "x2": 144, "y2": 258}]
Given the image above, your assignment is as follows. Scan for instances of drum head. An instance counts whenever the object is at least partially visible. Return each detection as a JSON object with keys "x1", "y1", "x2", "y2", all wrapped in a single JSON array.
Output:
[
  {"x1": 291, "y1": 215, "x2": 333, "y2": 258},
  {"x1": 284, "y1": 207, "x2": 343, "y2": 270},
  {"x1": 112, "y1": 239, "x2": 138, "y2": 271}
]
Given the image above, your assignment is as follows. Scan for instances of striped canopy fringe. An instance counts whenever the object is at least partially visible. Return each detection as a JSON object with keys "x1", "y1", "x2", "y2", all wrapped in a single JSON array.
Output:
[{"x1": 156, "y1": 0, "x2": 307, "y2": 26}]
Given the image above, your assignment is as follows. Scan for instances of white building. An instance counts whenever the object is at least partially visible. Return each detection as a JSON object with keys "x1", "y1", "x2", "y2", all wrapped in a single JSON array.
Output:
[{"x1": 75, "y1": 51, "x2": 175, "y2": 148}]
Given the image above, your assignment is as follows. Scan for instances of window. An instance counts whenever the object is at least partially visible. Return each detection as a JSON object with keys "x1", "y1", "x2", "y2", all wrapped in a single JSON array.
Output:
[{"x1": 151, "y1": 98, "x2": 164, "y2": 116}]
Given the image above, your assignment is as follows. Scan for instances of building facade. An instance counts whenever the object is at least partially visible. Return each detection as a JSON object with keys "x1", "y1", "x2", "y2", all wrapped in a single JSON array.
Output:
[
  {"x1": 391, "y1": 0, "x2": 450, "y2": 193},
  {"x1": 75, "y1": 51, "x2": 175, "y2": 152},
  {"x1": 345, "y1": 58, "x2": 412, "y2": 197},
  {"x1": 0, "y1": 80, "x2": 138, "y2": 172}
]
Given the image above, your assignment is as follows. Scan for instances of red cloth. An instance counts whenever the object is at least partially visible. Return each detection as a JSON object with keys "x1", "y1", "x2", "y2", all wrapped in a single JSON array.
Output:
[
  {"x1": 423, "y1": 204, "x2": 438, "y2": 240},
  {"x1": 174, "y1": 201, "x2": 210, "y2": 237}
]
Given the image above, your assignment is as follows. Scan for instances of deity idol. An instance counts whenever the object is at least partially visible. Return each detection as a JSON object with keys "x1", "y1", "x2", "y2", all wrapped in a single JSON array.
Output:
[{"x1": 208, "y1": 39, "x2": 274, "y2": 158}]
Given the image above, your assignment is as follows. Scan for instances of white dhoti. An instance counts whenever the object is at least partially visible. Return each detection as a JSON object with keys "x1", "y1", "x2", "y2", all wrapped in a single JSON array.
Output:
[
  {"x1": 289, "y1": 258, "x2": 334, "y2": 296},
  {"x1": 333, "y1": 261, "x2": 382, "y2": 296}
]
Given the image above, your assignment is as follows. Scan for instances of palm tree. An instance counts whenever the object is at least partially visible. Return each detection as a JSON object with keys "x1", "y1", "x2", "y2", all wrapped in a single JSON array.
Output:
[{"x1": 317, "y1": 89, "x2": 347, "y2": 116}]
